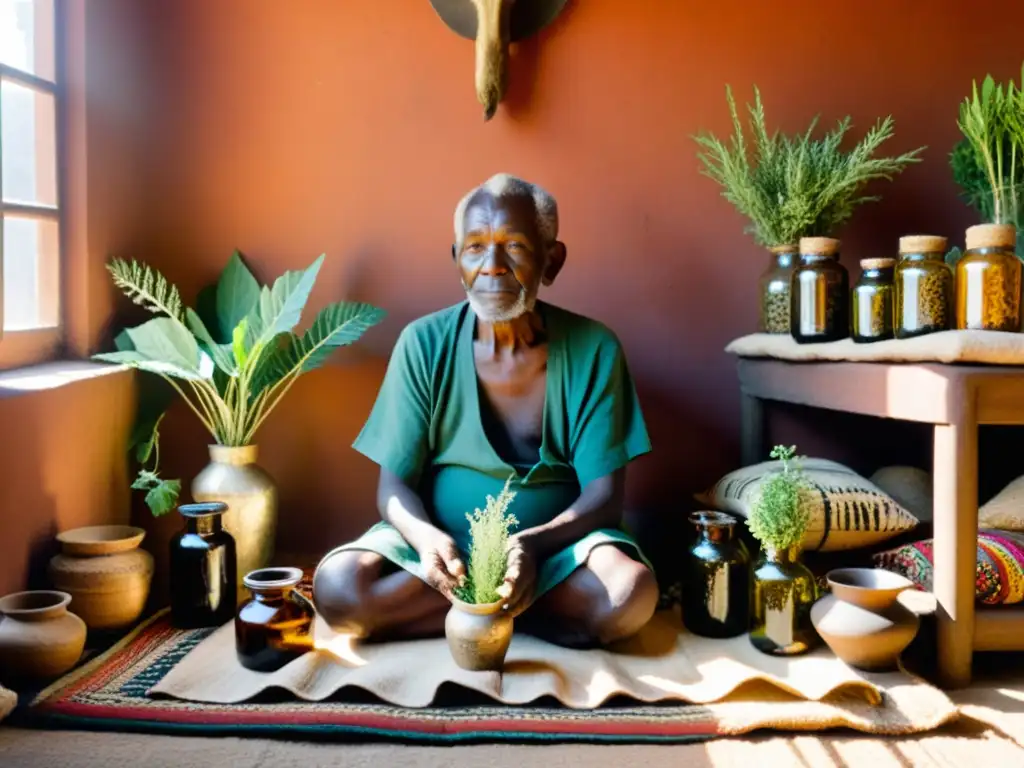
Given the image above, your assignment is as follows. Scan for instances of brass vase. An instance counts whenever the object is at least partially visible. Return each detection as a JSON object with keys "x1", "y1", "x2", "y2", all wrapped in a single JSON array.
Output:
[
  {"x1": 191, "y1": 445, "x2": 277, "y2": 596},
  {"x1": 445, "y1": 597, "x2": 513, "y2": 671}
]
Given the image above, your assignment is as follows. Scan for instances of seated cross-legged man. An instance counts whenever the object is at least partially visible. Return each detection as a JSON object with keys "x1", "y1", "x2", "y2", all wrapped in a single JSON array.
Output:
[{"x1": 313, "y1": 173, "x2": 658, "y2": 648}]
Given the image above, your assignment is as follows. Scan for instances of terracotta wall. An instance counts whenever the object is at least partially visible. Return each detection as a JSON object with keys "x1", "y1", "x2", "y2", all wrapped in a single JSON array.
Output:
[
  {"x1": 0, "y1": 0, "x2": 160, "y2": 596},
  {"x1": 89, "y1": 1, "x2": 1024, "y2": 571}
]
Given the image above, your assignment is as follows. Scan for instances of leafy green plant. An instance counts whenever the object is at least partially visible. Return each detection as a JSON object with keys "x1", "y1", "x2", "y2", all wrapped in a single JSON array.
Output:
[
  {"x1": 95, "y1": 251, "x2": 386, "y2": 515},
  {"x1": 454, "y1": 476, "x2": 519, "y2": 605},
  {"x1": 694, "y1": 85, "x2": 925, "y2": 248},
  {"x1": 747, "y1": 445, "x2": 812, "y2": 553},
  {"x1": 951, "y1": 64, "x2": 1024, "y2": 262}
]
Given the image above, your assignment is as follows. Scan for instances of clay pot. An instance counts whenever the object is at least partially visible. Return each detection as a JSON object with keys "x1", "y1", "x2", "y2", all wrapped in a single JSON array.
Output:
[
  {"x1": 48, "y1": 525, "x2": 154, "y2": 632},
  {"x1": 0, "y1": 591, "x2": 86, "y2": 686},
  {"x1": 445, "y1": 597, "x2": 513, "y2": 671},
  {"x1": 810, "y1": 567, "x2": 920, "y2": 671}
]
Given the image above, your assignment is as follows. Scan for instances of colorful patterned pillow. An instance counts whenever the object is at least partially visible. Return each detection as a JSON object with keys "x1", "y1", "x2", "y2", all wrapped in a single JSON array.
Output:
[
  {"x1": 696, "y1": 458, "x2": 919, "y2": 552},
  {"x1": 871, "y1": 529, "x2": 1024, "y2": 605}
]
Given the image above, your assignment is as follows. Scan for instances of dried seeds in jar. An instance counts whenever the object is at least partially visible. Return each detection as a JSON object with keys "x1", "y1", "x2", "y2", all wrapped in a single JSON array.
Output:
[
  {"x1": 956, "y1": 224, "x2": 1022, "y2": 331},
  {"x1": 791, "y1": 237, "x2": 849, "y2": 344},
  {"x1": 852, "y1": 257, "x2": 895, "y2": 343},
  {"x1": 894, "y1": 235, "x2": 953, "y2": 339}
]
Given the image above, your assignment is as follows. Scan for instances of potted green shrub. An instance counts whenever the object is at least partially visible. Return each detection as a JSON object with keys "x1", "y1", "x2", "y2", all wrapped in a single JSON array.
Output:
[
  {"x1": 694, "y1": 86, "x2": 924, "y2": 333},
  {"x1": 95, "y1": 251, "x2": 385, "y2": 584},
  {"x1": 746, "y1": 445, "x2": 818, "y2": 656},
  {"x1": 948, "y1": 65, "x2": 1024, "y2": 331},
  {"x1": 445, "y1": 476, "x2": 519, "y2": 671}
]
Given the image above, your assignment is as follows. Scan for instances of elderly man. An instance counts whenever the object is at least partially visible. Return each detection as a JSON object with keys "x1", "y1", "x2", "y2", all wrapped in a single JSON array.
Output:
[{"x1": 313, "y1": 173, "x2": 657, "y2": 647}]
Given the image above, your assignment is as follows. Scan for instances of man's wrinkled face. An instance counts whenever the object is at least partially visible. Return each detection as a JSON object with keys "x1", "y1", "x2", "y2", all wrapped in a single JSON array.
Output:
[{"x1": 455, "y1": 193, "x2": 548, "y2": 322}]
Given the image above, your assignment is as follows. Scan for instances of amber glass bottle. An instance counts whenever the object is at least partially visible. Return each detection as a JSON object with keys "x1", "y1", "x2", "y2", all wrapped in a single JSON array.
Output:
[
  {"x1": 894, "y1": 235, "x2": 953, "y2": 338},
  {"x1": 169, "y1": 502, "x2": 237, "y2": 629},
  {"x1": 235, "y1": 567, "x2": 315, "y2": 672},
  {"x1": 791, "y1": 237, "x2": 849, "y2": 343},
  {"x1": 682, "y1": 511, "x2": 751, "y2": 638},
  {"x1": 851, "y1": 257, "x2": 895, "y2": 343},
  {"x1": 758, "y1": 245, "x2": 798, "y2": 334},
  {"x1": 956, "y1": 224, "x2": 1021, "y2": 331}
]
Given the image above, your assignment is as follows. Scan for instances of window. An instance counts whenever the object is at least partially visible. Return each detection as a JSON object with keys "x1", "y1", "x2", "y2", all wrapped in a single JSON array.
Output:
[{"x1": 0, "y1": 0, "x2": 62, "y2": 368}]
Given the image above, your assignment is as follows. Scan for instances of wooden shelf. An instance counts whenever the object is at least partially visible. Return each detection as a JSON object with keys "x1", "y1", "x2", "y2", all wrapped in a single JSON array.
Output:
[{"x1": 737, "y1": 356, "x2": 1024, "y2": 689}]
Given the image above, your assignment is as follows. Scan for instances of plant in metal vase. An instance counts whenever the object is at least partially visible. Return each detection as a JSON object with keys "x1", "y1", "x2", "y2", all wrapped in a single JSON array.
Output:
[
  {"x1": 446, "y1": 476, "x2": 520, "y2": 671},
  {"x1": 95, "y1": 251, "x2": 385, "y2": 580},
  {"x1": 947, "y1": 64, "x2": 1024, "y2": 265},
  {"x1": 693, "y1": 86, "x2": 924, "y2": 333},
  {"x1": 746, "y1": 445, "x2": 818, "y2": 656}
]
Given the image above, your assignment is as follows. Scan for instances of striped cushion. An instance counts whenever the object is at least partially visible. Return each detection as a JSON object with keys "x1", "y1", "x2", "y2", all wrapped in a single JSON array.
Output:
[
  {"x1": 872, "y1": 530, "x2": 1024, "y2": 605},
  {"x1": 696, "y1": 458, "x2": 919, "y2": 552}
]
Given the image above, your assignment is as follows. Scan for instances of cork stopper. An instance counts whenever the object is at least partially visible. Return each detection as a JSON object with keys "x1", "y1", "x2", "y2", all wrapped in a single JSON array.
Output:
[
  {"x1": 768, "y1": 244, "x2": 798, "y2": 255},
  {"x1": 899, "y1": 235, "x2": 948, "y2": 254},
  {"x1": 966, "y1": 223, "x2": 1016, "y2": 250},
  {"x1": 860, "y1": 257, "x2": 896, "y2": 270},
  {"x1": 800, "y1": 237, "x2": 840, "y2": 256}
]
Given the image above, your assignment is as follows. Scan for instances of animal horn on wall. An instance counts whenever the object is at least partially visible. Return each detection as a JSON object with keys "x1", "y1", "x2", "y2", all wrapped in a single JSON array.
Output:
[{"x1": 471, "y1": 0, "x2": 513, "y2": 121}]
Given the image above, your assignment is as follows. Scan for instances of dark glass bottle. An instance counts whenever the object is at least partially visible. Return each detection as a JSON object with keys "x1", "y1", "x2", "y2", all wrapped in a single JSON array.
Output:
[
  {"x1": 750, "y1": 546, "x2": 817, "y2": 656},
  {"x1": 851, "y1": 257, "x2": 895, "y2": 343},
  {"x1": 894, "y1": 235, "x2": 953, "y2": 338},
  {"x1": 758, "y1": 246, "x2": 798, "y2": 334},
  {"x1": 682, "y1": 511, "x2": 751, "y2": 638},
  {"x1": 235, "y1": 567, "x2": 315, "y2": 672},
  {"x1": 791, "y1": 237, "x2": 849, "y2": 343},
  {"x1": 169, "y1": 502, "x2": 237, "y2": 629}
]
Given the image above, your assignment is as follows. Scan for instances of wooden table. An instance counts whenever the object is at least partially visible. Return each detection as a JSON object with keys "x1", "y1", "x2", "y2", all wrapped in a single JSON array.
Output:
[{"x1": 737, "y1": 357, "x2": 1024, "y2": 689}]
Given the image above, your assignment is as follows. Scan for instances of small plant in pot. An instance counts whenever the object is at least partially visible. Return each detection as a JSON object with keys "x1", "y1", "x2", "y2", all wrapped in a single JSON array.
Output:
[
  {"x1": 746, "y1": 445, "x2": 818, "y2": 656},
  {"x1": 446, "y1": 477, "x2": 519, "y2": 671},
  {"x1": 95, "y1": 251, "x2": 385, "y2": 583},
  {"x1": 694, "y1": 85, "x2": 924, "y2": 334}
]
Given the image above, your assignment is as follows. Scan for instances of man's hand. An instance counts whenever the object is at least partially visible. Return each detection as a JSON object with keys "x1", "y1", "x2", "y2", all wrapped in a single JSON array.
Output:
[
  {"x1": 417, "y1": 530, "x2": 466, "y2": 599},
  {"x1": 496, "y1": 535, "x2": 538, "y2": 617}
]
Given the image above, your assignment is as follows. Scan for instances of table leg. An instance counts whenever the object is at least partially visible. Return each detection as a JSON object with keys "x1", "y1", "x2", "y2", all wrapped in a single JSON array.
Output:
[
  {"x1": 740, "y1": 392, "x2": 766, "y2": 466},
  {"x1": 932, "y1": 419, "x2": 978, "y2": 689}
]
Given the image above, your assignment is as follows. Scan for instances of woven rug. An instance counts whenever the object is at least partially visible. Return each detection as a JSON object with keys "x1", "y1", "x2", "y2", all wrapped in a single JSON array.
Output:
[{"x1": 17, "y1": 608, "x2": 958, "y2": 744}]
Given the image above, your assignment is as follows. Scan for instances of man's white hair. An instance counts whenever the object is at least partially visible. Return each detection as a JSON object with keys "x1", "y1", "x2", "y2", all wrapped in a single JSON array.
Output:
[{"x1": 453, "y1": 173, "x2": 559, "y2": 248}]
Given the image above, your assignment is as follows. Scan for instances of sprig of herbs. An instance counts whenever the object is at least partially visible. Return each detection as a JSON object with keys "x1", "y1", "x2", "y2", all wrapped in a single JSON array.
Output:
[
  {"x1": 747, "y1": 445, "x2": 812, "y2": 553},
  {"x1": 694, "y1": 85, "x2": 924, "y2": 248},
  {"x1": 454, "y1": 475, "x2": 519, "y2": 605}
]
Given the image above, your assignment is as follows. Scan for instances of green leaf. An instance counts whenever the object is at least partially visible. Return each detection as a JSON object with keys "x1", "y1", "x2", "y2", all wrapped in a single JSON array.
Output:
[
  {"x1": 145, "y1": 479, "x2": 181, "y2": 516},
  {"x1": 186, "y1": 308, "x2": 236, "y2": 375},
  {"x1": 232, "y1": 317, "x2": 250, "y2": 368},
  {"x1": 196, "y1": 283, "x2": 225, "y2": 342},
  {"x1": 134, "y1": 412, "x2": 165, "y2": 464},
  {"x1": 248, "y1": 254, "x2": 325, "y2": 345},
  {"x1": 131, "y1": 470, "x2": 181, "y2": 516},
  {"x1": 251, "y1": 302, "x2": 385, "y2": 391},
  {"x1": 126, "y1": 317, "x2": 200, "y2": 373},
  {"x1": 92, "y1": 350, "x2": 206, "y2": 381},
  {"x1": 217, "y1": 250, "x2": 261, "y2": 341},
  {"x1": 983, "y1": 74, "x2": 995, "y2": 104}
]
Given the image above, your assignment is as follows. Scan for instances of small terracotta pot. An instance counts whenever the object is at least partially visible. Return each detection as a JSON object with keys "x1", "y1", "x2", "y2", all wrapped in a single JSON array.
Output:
[
  {"x1": 48, "y1": 525, "x2": 154, "y2": 631},
  {"x1": 445, "y1": 597, "x2": 513, "y2": 671},
  {"x1": 810, "y1": 567, "x2": 920, "y2": 671},
  {"x1": 0, "y1": 590, "x2": 86, "y2": 686}
]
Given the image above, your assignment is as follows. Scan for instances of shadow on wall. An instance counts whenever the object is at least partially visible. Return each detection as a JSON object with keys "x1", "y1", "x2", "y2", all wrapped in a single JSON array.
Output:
[{"x1": 0, "y1": 372, "x2": 134, "y2": 597}]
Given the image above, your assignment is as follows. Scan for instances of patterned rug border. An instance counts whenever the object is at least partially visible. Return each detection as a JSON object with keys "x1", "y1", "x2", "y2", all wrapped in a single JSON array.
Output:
[{"x1": 18, "y1": 609, "x2": 719, "y2": 744}]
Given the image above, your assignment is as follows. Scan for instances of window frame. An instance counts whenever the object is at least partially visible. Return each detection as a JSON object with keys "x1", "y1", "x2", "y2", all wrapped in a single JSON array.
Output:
[{"x1": 0, "y1": 0, "x2": 65, "y2": 370}]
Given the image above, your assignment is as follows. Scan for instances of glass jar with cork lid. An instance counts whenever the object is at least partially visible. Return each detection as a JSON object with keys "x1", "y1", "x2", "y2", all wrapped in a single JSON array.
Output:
[
  {"x1": 955, "y1": 224, "x2": 1021, "y2": 331},
  {"x1": 851, "y1": 257, "x2": 895, "y2": 343},
  {"x1": 791, "y1": 237, "x2": 849, "y2": 343},
  {"x1": 894, "y1": 235, "x2": 953, "y2": 339},
  {"x1": 758, "y1": 245, "x2": 798, "y2": 334}
]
